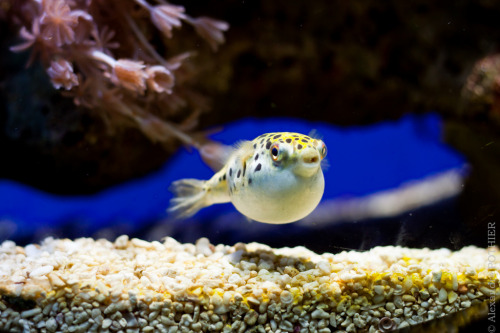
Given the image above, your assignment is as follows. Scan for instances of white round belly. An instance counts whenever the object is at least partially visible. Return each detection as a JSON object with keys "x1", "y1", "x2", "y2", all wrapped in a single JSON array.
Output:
[{"x1": 231, "y1": 169, "x2": 324, "y2": 224}]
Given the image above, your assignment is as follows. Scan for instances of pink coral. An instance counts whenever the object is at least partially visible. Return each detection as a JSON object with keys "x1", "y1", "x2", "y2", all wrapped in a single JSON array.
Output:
[
  {"x1": 39, "y1": 0, "x2": 80, "y2": 46},
  {"x1": 135, "y1": 0, "x2": 229, "y2": 50},
  {"x1": 187, "y1": 17, "x2": 230, "y2": 51},
  {"x1": 146, "y1": 65, "x2": 175, "y2": 94},
  {"x1": 10, "y1": 21, "x2": 41, "y2": 53},
  {"x1": 111, "y1": 59, "x2": 148, "y2": 94},
  {"x1": 7, "y1": 0, "x2": 229, "y2": 147},
  {"x1": 150, "y1": 4, "x2": 186, "y2": 39},
  {"x1": 46, "y1": 58, "x2": 79, "y2": 90}
]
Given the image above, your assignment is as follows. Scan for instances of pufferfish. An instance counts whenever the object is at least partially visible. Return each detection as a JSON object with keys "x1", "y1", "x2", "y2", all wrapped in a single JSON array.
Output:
[{"x1": 169, "y1": 132, "x2": 327, "y2": 224}]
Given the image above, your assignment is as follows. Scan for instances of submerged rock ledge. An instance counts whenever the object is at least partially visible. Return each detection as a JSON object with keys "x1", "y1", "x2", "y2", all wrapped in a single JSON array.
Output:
[{"x1": 0, "y1": 236, "x2": 498, "y2": 332}]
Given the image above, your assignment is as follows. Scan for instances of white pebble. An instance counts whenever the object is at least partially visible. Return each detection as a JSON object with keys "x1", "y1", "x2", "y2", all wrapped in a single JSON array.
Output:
[
  {"x1": 228, "y1": 273, "x2": 242, "y2": 285},
  {"x1": 30, "y1": 265, "x2": 54, "y2": 278},
  {"x1": 448, "y1": 291, "x2": 458, "y2": 304},
  {"x1": 25, "y1": 244, "x2": 41, "y2": 258},
  {"x1": 317, "y1": 260, "x2": 332, "y2": 274},
  {"x1": 464, "y1": 267, "x2": 476, "y2": 276},
  {"x1": 312, "y1": 308, "x2": 330, "y2": 319},
  {"x1": 195, "y1": 238, "x2": 213, "y2": 256},
  {"x1": 46, "y1": 317, "x2": 57, "y2": 332},
  {"x1": 461, "y1": 300, "x2": 471, "y2": 308},
  {"x1": 373, "y1": 285, "x2": 384, "y2": 295},
  {"x1": 438, "y1": 288, "x2": 447, "y2": 303},
  {"x1": 102, "y1": 318, "x2": 112, "y2": 329},
  {"x1": 280, "y1": 290, "x2": 293, "y2": 304},
  {"x1": 21, "y1": 308, "x2": 41, "y2": 318},
  {"x1": 114, "y1": 235, "x2": 129, "y2": 249},
  {"x1": 432, "y1": 270, "x2": 442, "y2": 283}
]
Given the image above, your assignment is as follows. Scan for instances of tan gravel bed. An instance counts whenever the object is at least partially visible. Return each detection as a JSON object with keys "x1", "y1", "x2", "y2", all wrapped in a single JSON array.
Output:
[{"x1": 0, "y1": 236, "x2": 498, "y2": 332}]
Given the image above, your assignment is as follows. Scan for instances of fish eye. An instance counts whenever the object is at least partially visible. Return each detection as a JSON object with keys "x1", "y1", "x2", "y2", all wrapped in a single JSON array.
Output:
[
  {"x1": 270, "y1": 143, "x2": 280, "y2": 161},
  {"x1": 320, "y1": 143, "x2": 327, "y2": 159}
]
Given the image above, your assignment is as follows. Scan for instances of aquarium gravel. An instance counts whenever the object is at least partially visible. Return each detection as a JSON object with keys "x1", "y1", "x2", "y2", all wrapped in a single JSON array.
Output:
[{"x1": 0, "y1": 236, "x2": 498, "y2": 333}]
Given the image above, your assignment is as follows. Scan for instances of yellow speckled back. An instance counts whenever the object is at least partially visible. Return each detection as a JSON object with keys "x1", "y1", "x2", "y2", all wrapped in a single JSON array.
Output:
[{"x1": 251, "y1": 132, "x2": 320, "y2": 152}]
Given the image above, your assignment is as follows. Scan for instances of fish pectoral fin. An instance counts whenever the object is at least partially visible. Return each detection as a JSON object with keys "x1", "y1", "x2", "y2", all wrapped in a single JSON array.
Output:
[
  {"x1": 168, "y1": 179, "x2": 210, "y2": 218},
  {"x1": 244, "y1": 215, "x2": 254, "y2": 223},
  {"x1": 320, "y1": 158, "x2": 330, "y2": 171}
]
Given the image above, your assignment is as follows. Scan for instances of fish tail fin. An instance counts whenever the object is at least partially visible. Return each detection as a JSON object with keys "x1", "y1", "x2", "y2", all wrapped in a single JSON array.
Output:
[{"x1": 168, "y1": 179, "x2": 210, "y2": 218}]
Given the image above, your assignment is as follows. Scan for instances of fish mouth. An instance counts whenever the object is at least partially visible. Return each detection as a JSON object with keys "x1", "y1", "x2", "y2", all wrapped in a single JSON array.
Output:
[
  {"x1": 294, "y1": 149, "x2": 321, "y2": 177},
  {"x1": 302, "y1": 153, "x2": 320, "y2": 165},
  {"x1": 301, "y1": 149, "x2": 321, "y2": 165}
]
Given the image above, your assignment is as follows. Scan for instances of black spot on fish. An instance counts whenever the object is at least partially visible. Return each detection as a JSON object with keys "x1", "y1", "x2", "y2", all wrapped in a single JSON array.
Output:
[
  {"x1": 242, "y1": 162, "x2": 246, "y2": 177},
  {"x1": 279, "y1": 139, "x2": 284, "y2": 143},
  {"x1": 266, "y1": 141, "x2": 272, "y2": 149},
  {"x1": 297, "y1": 144, "x2": 303, "y2": 149},
  {"x1": 248, "y1": 178, "x2": 252, "y2": 185},
  {"x1": 229, "y1": 168, "x2": 232, "y2": 176},
  {"x1": 301, "y1": 138, "x2": 309, "y2": 143},
  {"x1": 255, "y1": 153, "x2": 259, "y2": 161},
  {"x1": 294, "y1": 137, "x2": 299, "y2": 140},
  {"x1": 237, "y1": 170, "x2": 241, "y2": 178},
  {"x1": 293, "y1": 135, "x2": 299, "y2": 137},
  {"x1": 273, "y1": 134, "x2": 281, "y2": 139},
  {"x1": 260, "y1": 138, "x2": 264, "y2": 145},
  {"x1": 286, "y1": 138, "x2": 292, "y2": 143},
  {"x1": 255, "y1": 164, "x2": 262, "y2": 172},
  {"x1": 223, "y1": 174, "x2": 226, "y2": 180},
  {"x1": 253, "y1": 143, "x2": 257, "y2": 149}
]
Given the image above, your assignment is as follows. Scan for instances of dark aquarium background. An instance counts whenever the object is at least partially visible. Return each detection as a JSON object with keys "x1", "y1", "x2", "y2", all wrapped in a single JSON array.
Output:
[{"x1": 1, "y1": 0, "x2": 499, "y2": 247}]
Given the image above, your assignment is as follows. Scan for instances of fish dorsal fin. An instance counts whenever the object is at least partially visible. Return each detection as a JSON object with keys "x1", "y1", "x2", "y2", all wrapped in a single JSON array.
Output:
[
  {"x1": 199, "y1": 140, "x2": 255, "y2": 172},
  {"x1": 199, "y1": 141, "x2": 236, "y2": 171},
  {"x1": 308, "y1": 129, "x2": 323, "y2": 140},
  {"x1": 234, "y1": 140, "x2": 254, "y2": 163}
]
